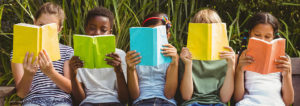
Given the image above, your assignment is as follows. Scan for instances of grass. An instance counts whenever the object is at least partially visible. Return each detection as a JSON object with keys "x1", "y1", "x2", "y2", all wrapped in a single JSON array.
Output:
[{"x1": 0, "y1": 0, "x2": 299, "y2": 105}]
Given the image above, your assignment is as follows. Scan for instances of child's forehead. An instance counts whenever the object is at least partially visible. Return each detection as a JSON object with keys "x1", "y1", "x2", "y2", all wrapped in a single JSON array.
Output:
[{"x1": 87, "y1": 16, "x2": 110, "y2": 26}]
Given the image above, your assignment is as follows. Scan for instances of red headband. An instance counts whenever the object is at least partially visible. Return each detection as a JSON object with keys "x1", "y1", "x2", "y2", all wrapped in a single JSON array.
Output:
[{"x1": 142, "y1": 17, "x2": 162, "y2": 26}]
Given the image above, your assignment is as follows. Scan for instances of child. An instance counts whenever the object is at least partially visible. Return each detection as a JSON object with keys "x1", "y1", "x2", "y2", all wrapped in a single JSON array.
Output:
[
  {"x1": 11, "y1": 2, "x2": 73, "y2": 105},
  {"x1": 69, "y1": 7, "x2": 129, "y2": 106},
  {"x1": 126, "y1": 12, "x2": 178, "y2": 106},
  {"x1": 234, "y1": 12, "x2": 294, "y2": 106},
  {"x1": 179, "y1": 9, "x2": 235, "y2": 106}
]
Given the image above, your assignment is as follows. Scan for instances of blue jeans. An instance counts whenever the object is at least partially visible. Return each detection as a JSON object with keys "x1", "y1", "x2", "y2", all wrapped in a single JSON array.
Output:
[
  {"x1": 22, "y1": 97, "x2": 72, "y2": 106},
  {"x1": 80, "y1": 102, "x2": 124, "y2": 106},
  {"x1": 133, "y1": 98, "x2": 176, "y2": 106},
  {"x1": 187, "y1": 102, "x2": 224, "y2": 106}
]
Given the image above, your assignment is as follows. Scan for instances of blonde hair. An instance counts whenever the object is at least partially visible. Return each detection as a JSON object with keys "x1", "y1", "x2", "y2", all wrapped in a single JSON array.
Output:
[
  {"x1": 34, "y1": 2, "x2": 65, "y2": 26},
  {"x1": 192, "y1": 9, "x2": 222, "y2": 23}
]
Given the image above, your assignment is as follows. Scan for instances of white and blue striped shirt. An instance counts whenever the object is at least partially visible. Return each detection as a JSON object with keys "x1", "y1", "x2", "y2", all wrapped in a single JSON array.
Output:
[{"x1": 11, "y1": 44, "x2": 74, "y2": 102}]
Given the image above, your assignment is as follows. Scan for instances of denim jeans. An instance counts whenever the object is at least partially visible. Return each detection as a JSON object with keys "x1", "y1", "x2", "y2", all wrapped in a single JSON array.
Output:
[
  {"x1": 187, "y1": 102, "x2": 224, "y2": 106},
  {"x1": 80, "y1": 102, "x2": 123, "y2": 106},
  {"x1": 22, "y1": 97, "x2": 72, "y2": 106},
  {"x1": 133, "y1": 98, "x2": 176, "y2": 106}
]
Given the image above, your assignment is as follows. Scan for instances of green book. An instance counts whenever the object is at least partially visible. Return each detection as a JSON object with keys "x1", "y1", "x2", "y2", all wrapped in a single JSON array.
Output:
[{"x1": 73, "y1": 34, "x2": 115, "y2": 69}]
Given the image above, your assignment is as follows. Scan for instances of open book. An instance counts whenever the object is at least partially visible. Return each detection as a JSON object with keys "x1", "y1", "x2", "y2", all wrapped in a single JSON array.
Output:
[
  {"x1": 187, "y1": 23, "x2": 229, "y2": 60},
  {"x1": 73, "y1": 34, "x2": 115, "y2": 68},
  {"x1": 129, "y1": 25, "x2": 172, "y2": 66},
  {"x1": 12, "y1": 23, "x2": 60, "y2": 63},
  {"x1": 244, "y1": 37, "x2": 286, "y2": 74}
]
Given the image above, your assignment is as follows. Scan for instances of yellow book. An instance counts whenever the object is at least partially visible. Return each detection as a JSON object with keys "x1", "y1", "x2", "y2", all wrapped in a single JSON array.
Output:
[
  {"x1": 187, "y1": 23, "x2": 229, "y2": 60},
  {"x1": 12, "y1": 23, "x2": 61, "y2": 63}
]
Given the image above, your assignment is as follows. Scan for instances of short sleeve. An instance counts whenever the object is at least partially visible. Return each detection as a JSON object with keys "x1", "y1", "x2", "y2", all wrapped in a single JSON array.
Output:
[
  {"x1": 65, "y1": 46, "x2": 74, "y2": 60},
  {"x1": 76, "y1": 69, "x2": 82, "y2": 83}
]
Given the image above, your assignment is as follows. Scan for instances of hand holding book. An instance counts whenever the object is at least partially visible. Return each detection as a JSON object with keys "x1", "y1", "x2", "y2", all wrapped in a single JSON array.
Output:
[
  {"x1": 23, "y1": 52, "x2": 38, "y2": 77},
  {"x1": 219, "y1": 46, "x2": 235, "y2": 67},
  {"x1": 69, "y1": 56, "x2": 83, "y2": 78},
  {"x1": 125, "y1": 51, "x2": 141, "y2": 71},
  {"x1": 38, "y1": 49, "x2": 55, "y2": 76},
  {"x1": 105, "y1": 52, "x2": 123, "y2": 73},
  {"x1": 275, "y1": 56, "x2": 292, "y2": 77}
]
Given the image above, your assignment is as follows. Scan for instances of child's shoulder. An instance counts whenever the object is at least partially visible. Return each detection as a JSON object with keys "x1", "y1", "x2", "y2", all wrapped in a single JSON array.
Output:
[
  {"x1": 59, "y1": 43, "x2": 74, "y2": 51},
  {"x1": 115, "y1": 48, "x2": 126, "y2": 56}
]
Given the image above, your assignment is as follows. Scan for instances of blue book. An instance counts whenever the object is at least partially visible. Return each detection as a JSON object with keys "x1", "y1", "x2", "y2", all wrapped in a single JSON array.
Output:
[{"x1": 130, "y1": 25, "x2": 172, "y2": 66}]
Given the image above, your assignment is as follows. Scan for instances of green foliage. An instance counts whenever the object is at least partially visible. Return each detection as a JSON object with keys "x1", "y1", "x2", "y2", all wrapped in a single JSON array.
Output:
[{"x1": 0, "y1": 0, "x2": 299, "y2": 104}]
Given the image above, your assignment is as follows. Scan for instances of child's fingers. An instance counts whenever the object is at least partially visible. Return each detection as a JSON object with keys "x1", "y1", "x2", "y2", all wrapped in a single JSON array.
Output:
[
  {"x1": 43, "y1": 49, "x2": 51, "y2": 61},
  {"x1": 161, "y1": 50, "x2": 176, "y2": 54},
  {"x1": 275, "y1": 59, "x2": 289, "y2": 65},
  {"x1": 126, "y1": 50, "x2": 137, "y2": 56},
  {"x1": 133, "y1": 60, "x2": 141, "y2": 65},
  {"x1": 129, "y1": 52, "x2": 140, "y2": 59},
  {"x1": 279, "y1": 56, "x2": 289, "y2": 61},
  {"x1": 28, "y1": 53, "x2": 34, "y2": 64},
  {"x1": 161, "y1": 47, "x2": 174, "y2": 51},
  {"x1": 163, "y1": 44, "x2": 174, "y2": 48},
  {"x1": 130, "y1": 56, "x2": 141, "y2": 63},
  {"x1": 224, "y1": 46, "x2": 234, "y2": 52},
  {"x1": 23, "y1": 52, "x2": 29, "y2": 64},
  {"x1": 105, "y1": 58, "x2": 119, "y2": 63}
]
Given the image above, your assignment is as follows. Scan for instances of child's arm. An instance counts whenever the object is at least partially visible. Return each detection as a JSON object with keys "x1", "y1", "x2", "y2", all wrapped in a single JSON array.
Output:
[
  {"x1": 38, "y1": 50, "x2": 72, "y2": 93},
  {"x1": 11, "y1": 52, "x2": 38, "y2": 98},
  {"x1": 126, "y1": 50, "x2": 141, "y2": 100},
  {"x1": 162, "y1": 44, "x2": 178, "y2": 99},
  {"x1": 69, "y1": 56, "x2": 86, "y2": 104},
  {"x1": 179, "y1": 47, "x2": 193, "y2": 100},
  {"x1": 219, "y1": 47, "x2": 236, "y2": 103},
  {"x1": 105, "y1": 53, "x2": 129, "y2": 104},
  {"x1": 276, "y1": 56, "x2": 294, "y2": 105},
  {"x1": 234, "y1": 50, "x2": 253, "y2": 102}
]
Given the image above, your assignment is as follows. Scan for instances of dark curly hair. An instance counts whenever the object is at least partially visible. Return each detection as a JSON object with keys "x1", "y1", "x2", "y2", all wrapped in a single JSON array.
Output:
[{"x1": 85, "y1": 7, "x2": 114, "y2": 28}]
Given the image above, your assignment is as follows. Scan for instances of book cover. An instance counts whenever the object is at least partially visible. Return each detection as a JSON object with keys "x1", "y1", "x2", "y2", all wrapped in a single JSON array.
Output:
[
  {"x1": 187, "y1": 23, "x2": 229, "y2": 60},
  {"x1": 129, "y1": 25, "x2": 172, "y2": 66},
  {"x1": 12, "y1": 23, "x2": 60, "y2": 63},
  {"x1": 244, "y1": 37, "x2": 286, "y2": 74},
  {"x1": 74, "y1": 34, "x2": 115, "y2": 68}
]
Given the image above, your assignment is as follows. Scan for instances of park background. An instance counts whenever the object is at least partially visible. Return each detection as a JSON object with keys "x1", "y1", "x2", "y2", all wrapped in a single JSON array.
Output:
[{"x1": 0, "y1": 0, "x2": 299, "y2": 105}]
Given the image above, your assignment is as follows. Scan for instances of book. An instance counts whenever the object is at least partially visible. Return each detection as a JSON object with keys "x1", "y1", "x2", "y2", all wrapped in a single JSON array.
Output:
[
  {"x1": 187, "y1": 23, "x2": 229, "y2": 60},
  {"x1": 12, "y1": 23, "x2": 60, "y2": 63},
  {"x1": 244, "y1": 37, "x2": 286, "y2": 74},
  {"x1": 129, "y1": 25, "x2": 172, "y2": 66},
  {"x1": 73, "y1": 34, "x2": 115, "y2": 68}
]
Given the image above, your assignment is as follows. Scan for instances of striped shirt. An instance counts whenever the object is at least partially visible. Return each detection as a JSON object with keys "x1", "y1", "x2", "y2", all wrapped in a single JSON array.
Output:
[{"x1": 11, "y1": 44, "x2": 74, "y2": 102}]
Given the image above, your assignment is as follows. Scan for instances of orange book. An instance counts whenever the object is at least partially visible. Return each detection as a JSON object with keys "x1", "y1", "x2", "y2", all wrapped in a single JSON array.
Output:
[{"x1": 244, "y1": 37, "x2": 286, "y2": 74}]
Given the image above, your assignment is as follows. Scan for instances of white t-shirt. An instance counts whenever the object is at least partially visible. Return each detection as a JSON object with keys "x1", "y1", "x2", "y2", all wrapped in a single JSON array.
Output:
[
  {"x1": 76, "y1": 49, "x2": 127, "y2": 105},
  {"x1": 236, "y1": 71, "x2": 284, "y2": 106}
]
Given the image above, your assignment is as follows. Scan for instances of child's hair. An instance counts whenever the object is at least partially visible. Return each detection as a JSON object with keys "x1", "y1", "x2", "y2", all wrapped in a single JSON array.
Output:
[
  {"x1": 246, "y1": 12, "x2": 280, "y2": 37},
  {"x1": 85, "y1": 7, "x2": 114, "y2": 28},
  {"x1": 239, "y1": 12, "x2": 280, "y2": 55},
  {"x1": 142, "y1": 12, "x2": 172, "y2": 29},
  {"x1": 34, "y1": 2, "x2": 65, "y2": 26},
  {"x1": 192, "y1": 9, "x2": 222, "y2": 23}
]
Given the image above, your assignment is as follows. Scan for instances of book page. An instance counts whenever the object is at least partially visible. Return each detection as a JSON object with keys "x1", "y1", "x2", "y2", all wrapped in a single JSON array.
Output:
[
  {"x1": 268, "y1": 38, "x2": 285, "y2": 73},
  {"x1": 94, "y1": 35, "x2": 115, "y2": 68},
  {"x1": 156, "y1": 25, "x2": 172, "y2": 65},
  {"x1": 41, "y1": 23, "x2": 60, "y2": 61},
  {"x1": 211, "y1": 23, "x2": 229, "y2": 60}
]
